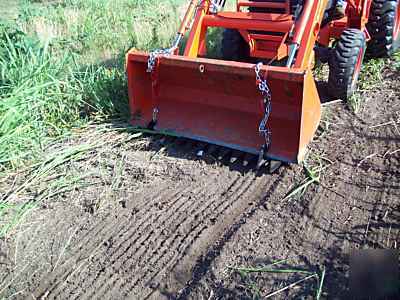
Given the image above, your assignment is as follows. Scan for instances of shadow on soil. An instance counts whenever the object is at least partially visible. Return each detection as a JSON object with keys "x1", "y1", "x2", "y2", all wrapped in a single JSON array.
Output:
[
  {"x1": 84, "y1": 60, "x2": 339, "y2": 299},
  {"x1": 84, "y1": 47, "x2": 399, "y2": 299}
]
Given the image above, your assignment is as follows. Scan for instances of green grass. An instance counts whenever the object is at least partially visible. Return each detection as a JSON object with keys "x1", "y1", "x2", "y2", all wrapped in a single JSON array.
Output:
[
  {"x1": 0, "y1": 202, "x2": 36, "y2": 237},
  {"x1": 0, "y1": 0, "x2": 20, "y2": 22},
  {"x1": 0, "y1": 0, "x2": 184, "y2": 238},
  {"x1": 18, "y1": 0, "x2": 183, "y2": 62},
  {"x1": 284, "y1": 152, "x2": 331, "y2": 201},
  {"x1": 0, "y1": 0, "x2": 183, "y2": 169},
  {"x1": 350, "y1": 52, "x2": 399, "y2": 112},
  {"x1": 0, "y1": 141, "x2": 100, "y2": 237},
  {"x1": 228, "y1": 260, "x2": 326, "y2": 299},
  {"x1": 393, "y1": 51, "x2": 400, "y2": 70}
]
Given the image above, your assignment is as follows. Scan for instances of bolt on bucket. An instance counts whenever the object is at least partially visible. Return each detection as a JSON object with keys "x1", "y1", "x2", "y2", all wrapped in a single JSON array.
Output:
[{"x1": 126, "y1": 50, "x2": 321, "y2": 163}]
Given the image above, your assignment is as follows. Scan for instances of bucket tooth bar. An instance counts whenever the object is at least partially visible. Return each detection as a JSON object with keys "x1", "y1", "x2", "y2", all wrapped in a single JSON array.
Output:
[{"x1": 126, "y1": 0, "x2": 372, "y2": 164}]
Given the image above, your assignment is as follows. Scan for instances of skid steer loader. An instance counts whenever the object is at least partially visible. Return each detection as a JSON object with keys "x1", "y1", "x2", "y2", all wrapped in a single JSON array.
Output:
[{"x1": 126, "y1": 0, "x2": 400, "y2": 166}]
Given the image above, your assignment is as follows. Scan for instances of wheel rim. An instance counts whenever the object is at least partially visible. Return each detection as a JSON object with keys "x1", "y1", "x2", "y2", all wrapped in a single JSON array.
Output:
[
  {"x1": 394, "y1": 1, "x2": 400, "y2": 40},
  {"x1": 351, "y1": 48, "x2": 364, "y2": 90}
]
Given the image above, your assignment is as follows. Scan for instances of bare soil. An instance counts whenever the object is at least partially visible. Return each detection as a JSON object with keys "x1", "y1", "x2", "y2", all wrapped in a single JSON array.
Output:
[{"x1": 0, "y1": 68, "x2": 399, "y2": 299}]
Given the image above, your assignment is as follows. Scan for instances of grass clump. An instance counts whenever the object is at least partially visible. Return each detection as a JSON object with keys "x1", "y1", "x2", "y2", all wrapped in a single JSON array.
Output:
[
  {"x1": 229, "y1": 260, "x2": 326, "y2": 299},
  {"x1": 0, "y1": 0, "x2": 183, "y2": 239},
  {"x1": 0, "y1": 25, "x2": 126, "y2": 167},
  {"x1": 350, "y1": 53, "x2": 399, "y2": 112},
  {"x1": 0, "y1": 0, "x2": 183, "y2": 169},
  {"x1": 19, "y1": 0, "x2": 183, "y2": 63},
  {"x1": 393, "y1": 51, "x2": 400, "y2": 70}
]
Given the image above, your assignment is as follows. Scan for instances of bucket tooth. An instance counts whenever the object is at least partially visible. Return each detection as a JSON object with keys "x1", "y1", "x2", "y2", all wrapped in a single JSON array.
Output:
[
  {"x1": 229, "y1": 151, "x2": 241, "y2": 164},
  {"x1": 195, "y1": 142, "x2": 207, "y2": 157},
  {"x1": 218, "y1": 148, "x2": 231, "y2": 161},
  {"x1": 196, "y1": 149, "x2": 205, "y2": 157},
  {"x1": 256, "y1": 148, "x2": 267, "y2": 170},
  {"x1": 242, "y1": 154, "x2": 254, "y2": 167},
  {"x1": 268, "y1": 160, "x2": 283, "y2": 174},
  {"x1": 256, "y1": 158, "x2": 267, "y2": 170}
]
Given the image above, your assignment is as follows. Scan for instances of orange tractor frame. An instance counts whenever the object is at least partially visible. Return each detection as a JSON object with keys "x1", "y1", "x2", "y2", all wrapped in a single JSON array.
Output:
[{"x1": 126, "y1": 0, "x2": 400, "y2": 164}]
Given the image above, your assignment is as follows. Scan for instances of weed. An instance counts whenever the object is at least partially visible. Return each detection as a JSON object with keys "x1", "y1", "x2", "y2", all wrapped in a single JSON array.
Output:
[
  {"x1": 0, "y1": 26, "x2": 126, "y2": 168},
  {"x1": 0, "y1": 202, "x2": 36, "y2": 238},
  {"x1": 394, "y1": 51, "x2": 400, "y2": 70},
  {"x1": 228, "y1": 260, "x2": 326, "y2": 299},
  {"x1": 284, "y1": 155, "x2": 329, "y2": 200},
  {"x1": 0, "y1": 0, "x2": 185, "y2": 169},
  {"x1": 358, "y1": 58, "x2": 385, "y2": 91},
  {"x1": 348, "y1": 92, "x2": 363, "y2": 113},
  {"x1": 349, "y1": 57, "x2": 387, "y2": 112}
]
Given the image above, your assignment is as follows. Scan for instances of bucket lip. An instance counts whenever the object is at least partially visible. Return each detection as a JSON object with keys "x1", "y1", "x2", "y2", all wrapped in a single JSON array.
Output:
[
  {"x1": 127, "y1": 50, "x2": 307, "y2": 80},
  {"x1": 129, "y1": 125, "x2": 299, "y2": 163}
]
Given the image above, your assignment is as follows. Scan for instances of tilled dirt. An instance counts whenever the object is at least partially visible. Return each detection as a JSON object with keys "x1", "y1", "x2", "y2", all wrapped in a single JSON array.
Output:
[
  {"x1": 0, "y1": 68, "x2": 399, "y2": 299},
  {"x1": 1, "y1": 135, "x2": 296, "y2": 299},
  {"x1": 186, "y1": 71, "x2": 400, "y2": 299}
]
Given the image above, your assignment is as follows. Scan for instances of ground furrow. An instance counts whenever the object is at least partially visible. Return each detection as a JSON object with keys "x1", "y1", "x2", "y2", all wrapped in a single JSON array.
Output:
[{"x1": 121, "y1": 174, "x2": 259, "y2": 298}]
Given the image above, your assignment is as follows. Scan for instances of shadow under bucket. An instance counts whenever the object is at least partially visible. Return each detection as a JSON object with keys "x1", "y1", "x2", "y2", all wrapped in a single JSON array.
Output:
[{"x1": 127, "y1": 51, "x2": 321, "y2": 163}]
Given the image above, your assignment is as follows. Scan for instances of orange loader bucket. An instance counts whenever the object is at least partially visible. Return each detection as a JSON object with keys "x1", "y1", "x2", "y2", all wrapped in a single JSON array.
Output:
[{"x1": 126, "y1": 50, "x2": 321, "y2": 163}]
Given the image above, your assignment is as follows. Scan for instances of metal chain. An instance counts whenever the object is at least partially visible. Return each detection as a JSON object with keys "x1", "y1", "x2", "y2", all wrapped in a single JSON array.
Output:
[
  {"x1": 255, "y1": 62, "x2": 272, "y2": 152},
  {"x1": 146, "y1": 49, "x2": 172, "y2": 125},
  {"x1": 210, "y1": 0, "x2": 224, "y2": 13},
  {"x1": 147, "y1": 0, "x2": 211, "y2": 73},
  {"x1": 147, "y1": 49, "x2": 172, "y2": 73},
  {"x1": 146, "y1": 1, "x2": 203, "y2": 123}
]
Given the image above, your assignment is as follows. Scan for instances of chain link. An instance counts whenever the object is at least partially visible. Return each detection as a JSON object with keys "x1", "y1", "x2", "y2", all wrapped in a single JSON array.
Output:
[
  {"x1": 147, "y1": 49, "x2": 173, "y2": 73},
  {"x1": 255, "y1": 62, "x2": 272, "y2": 152},
  {"x1": 210, "y1": 0, "x2": 224, "y2": 13},
  {"x1": 146, "y1": 49, "x2": 172, "y2": 125}
]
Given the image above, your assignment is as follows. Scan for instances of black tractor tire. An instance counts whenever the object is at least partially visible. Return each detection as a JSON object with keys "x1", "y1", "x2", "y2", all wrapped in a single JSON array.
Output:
[
  {"x1": 328, "y1": 29, "x2": 366, "y2": 101},
  {"x1": 221, "y1": 29, "x2": 250, "y2": 61},
  {"x1": 367, "y1": 0, "x2": 400, "y2": 57}
]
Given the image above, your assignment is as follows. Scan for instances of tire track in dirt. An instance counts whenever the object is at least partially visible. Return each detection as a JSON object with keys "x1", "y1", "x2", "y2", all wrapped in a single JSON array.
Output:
[
  {"x1": 89, "y1": 173, "x2": 249, "y2": 299},
  {"x1": 363, "y1": 152, "x2": 400, "y2": 248},
  {"x1": 80, "y1": 187, "x2": 216, "y2": 299},
  {"x1": 29, "y1": 138, "x2": 303, "y2": 300},
  {"x1": 33, "y1": 185, "x2": 187, "y2": 298},
  {"x1": 149, "y1": 172, "x2": 290, "y2": 299},
  {"x1": 33, "y1": 209, "x2": 130, "y2": 298},
  {"x1": 276, "y1": 105, "x2": 400, "y2": 297},
  {"x1": 48, "y1": 184, "x2": 196, "y2": 299},
  {"x1": 45, "y1": 158, "x2": 277, "y2": 300},
  {"x1": 175, "y1": 169, "x2": 288, "y2": 299},
  {"x1": 42, "y1": 166, "x2": 243, "y2": 299},
  {"x1": 121, "y1": 174, "x2": 259, "y2": 298}
]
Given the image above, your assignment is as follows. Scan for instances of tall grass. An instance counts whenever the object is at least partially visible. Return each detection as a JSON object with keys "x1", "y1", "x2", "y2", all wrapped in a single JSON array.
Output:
[
  {"x1": 0, "y1": 25, "x2": 125, "y2": 167},
  {"x1": 0, "y1": 0, "x2": 183, "y2": 169},
  {"x1": 19, "y1": 0, "x2": 183, "y2": 63}
]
